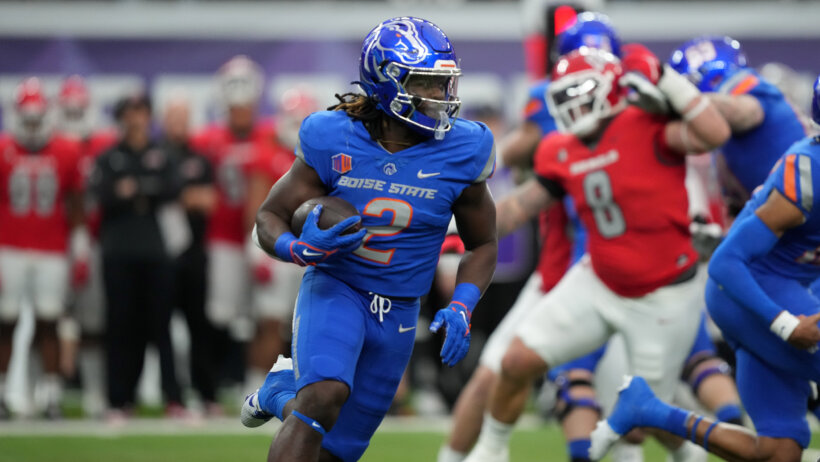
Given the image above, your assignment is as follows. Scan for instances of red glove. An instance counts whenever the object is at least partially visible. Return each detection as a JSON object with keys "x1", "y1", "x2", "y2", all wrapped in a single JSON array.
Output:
[
  {"x1": 252, "y1": 261, "x2": 274, "y2": 284},
  {"x1": 621, "y1": 43, "x2": 663, "y2": 84},
  {"x1": 71, "y1": 260, "x2": 90, "y2": 289},
  {"x1": 619, "y1": 43, "x2": 669, "y2": 115},
  {"x1": 440, "y1": 234, "x2": 465, "y2": 256}
]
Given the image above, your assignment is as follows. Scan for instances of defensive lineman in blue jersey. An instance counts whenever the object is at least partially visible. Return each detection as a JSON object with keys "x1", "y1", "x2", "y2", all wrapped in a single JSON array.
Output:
[
  {"x1": 242, "y1": 17, "x2": 498, "y2": 462},
  {"x1": 669, "y1": 35, "x2": 806, "y2": 217},
  {"x1": 590, "y1": 76, "x2": 820, "y2": 462}
]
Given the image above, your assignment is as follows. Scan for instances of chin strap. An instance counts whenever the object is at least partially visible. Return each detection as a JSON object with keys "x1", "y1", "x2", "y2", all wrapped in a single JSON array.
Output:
[{"x1": 435, "y1": 110, "x2": 448, "y2": 140}]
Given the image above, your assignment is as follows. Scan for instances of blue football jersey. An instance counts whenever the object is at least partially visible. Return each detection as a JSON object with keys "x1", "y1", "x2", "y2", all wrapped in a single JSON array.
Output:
[
  {"x1": 737, "y1": 136, "x2": 820, "y2": 285},
  {"x1": 715, "y1": 71, "x2": 806, "y2": 207},
  {"x1": 295, "y1": 111, "x2": 495, "y2": 297},
  {"x1": 524, "y1": 79, "x2": 559, "y2": 135}
]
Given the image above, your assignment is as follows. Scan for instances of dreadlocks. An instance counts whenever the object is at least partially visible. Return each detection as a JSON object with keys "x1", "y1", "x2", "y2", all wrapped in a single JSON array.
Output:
[{"x1": 328, "y1": 92, "x2": 384, "y2": 141}]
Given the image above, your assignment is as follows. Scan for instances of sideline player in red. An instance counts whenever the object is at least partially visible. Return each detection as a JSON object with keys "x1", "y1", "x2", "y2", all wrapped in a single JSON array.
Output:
[
  {"x1": 191, "y1": 55, "x2": 280, "y2": 390},
  {"x1": 244, "y1": 86, "x2": 317, "y2": 389},
  {"x1": 464, "y1": 47, "x2": 731, "y2": 462},
  {"x1": 0, "y1": 78, "x2": 84, "y2": 419},
  {"x1": 56, "y1": 75, "x2": 117, "y2": 417}
]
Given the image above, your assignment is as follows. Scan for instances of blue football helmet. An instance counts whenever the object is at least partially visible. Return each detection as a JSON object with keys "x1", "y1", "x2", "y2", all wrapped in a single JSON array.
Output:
[
  {"x1": 669, "y1": 36, "x2": 748, "y2": 92},
  {"x1": 557, "y1": 12, "x2": 621, "y2": 58},
  {"x1": 813, "y1": 75, "x2": 820, "y2": 126},
  {"x1": 359, "y1": 17, "x2": 461, "y2": 140}
]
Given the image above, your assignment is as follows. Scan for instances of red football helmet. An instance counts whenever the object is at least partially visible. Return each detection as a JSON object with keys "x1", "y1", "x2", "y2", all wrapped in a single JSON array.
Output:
[
  {"x1": 275, "y1": 86, "x2": 319, "y2": 149},
  {"x1": 547, "y1": 47, "x2": 626, "y2": 137},
  {"x1": 217, "y1": 55, "x2": 264, "y2": 107},
  {"x1": 58, "y1": 75, "x2": 93, "y2": 137},
  {"x1": 13, "y1": 77, "x2": 53, "y2": 149},
  {"x1": 59, "y1": 75, "x2": 90, "y2": 110}
]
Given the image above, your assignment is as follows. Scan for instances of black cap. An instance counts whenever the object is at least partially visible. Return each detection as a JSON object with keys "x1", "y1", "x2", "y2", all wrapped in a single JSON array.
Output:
[{"x1": 113, "y1": 92, "x2": 151, "y2": 120}]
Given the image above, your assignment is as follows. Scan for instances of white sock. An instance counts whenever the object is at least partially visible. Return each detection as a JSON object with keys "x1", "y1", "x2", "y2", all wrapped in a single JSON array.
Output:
[
  {"x1": 42, "y1": 374, "x2": 62, "y2": 405},
  {"x1": 612, "y1": 441, "x2": 644, "y2": 462},
  {"x1": 80, "y1": 347, "x2": 106, "y2": 416},
  {"x1": 437, "y1": 445, "x2": 467, "y2": 462},
  {"x1": 475, "y1": 414, "x2": 513, "y2": 453},
  {"x1": 245, "y1": 368, "x2": 268, "y2": 395},
  {"x1": 667, "y1": 440, "x2": 707, "y2": 462}
]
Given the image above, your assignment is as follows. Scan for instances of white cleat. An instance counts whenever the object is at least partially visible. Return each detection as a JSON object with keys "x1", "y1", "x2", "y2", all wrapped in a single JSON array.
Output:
[
  {"x1": 240, "y1": 390, "x2": 272, "y2": 428},
  {"x1": 240, "y1": 355, "x2": 295, "y2": 428},
  {"x1": 589, "y1": 419, "x2": 623, "y2": 461}
]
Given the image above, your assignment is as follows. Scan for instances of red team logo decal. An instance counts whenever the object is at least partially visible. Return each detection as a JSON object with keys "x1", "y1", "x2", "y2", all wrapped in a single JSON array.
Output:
[{"x1": 332, "y1": 153, "x2": 352, "y2": 174}]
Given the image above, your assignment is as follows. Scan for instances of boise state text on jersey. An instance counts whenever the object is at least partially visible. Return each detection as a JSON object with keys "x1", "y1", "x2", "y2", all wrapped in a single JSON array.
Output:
[
  {"x1": 295, "y1": 110, "x2": 495, "y2": 298},
  {"x1": 736, "y1": 136, "x2": 820, "y2": 285},
  {"x1": 715, "y1": 70, "x2": 806, "y2": 208}
]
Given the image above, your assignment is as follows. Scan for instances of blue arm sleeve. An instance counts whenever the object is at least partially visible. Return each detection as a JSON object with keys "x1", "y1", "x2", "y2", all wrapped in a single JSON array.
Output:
[{"x1": 707, "y1": 213, "x2": 785, "y2": 325}]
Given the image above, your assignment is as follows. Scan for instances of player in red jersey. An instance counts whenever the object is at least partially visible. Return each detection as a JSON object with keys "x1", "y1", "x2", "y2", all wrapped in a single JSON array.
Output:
[
  {"x1": 0, "y1": 78, "x2": 84, "y2": 419},
  {"x1": 190, "y1": 55, "x2": 284, "y2": 390},
  {"x1": 464, "y1": 48, "x2": 731, "y2": 462},
  {"x1": 55, "y1": 75, "x2": 117, "y2": 417},
  {"x1": 244, "y1": 86, "x2": 317, "y2": 389}
]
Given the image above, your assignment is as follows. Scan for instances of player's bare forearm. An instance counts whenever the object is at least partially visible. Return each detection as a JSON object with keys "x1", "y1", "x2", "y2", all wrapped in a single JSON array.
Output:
[
  {"x1": 255, "y1": 158, "x2": 326, "y2": 255},
  {"x1": 453, "y1": 182, "x2": 498, "y2": 292},
  {"x1": 500, "y1": 122, "x2": 542, "y2": 168},
  {"x1": 706, "y1": 94, "x2": 764, "y2": 134},
  {"x1": 675, "y1": 96, "x2": 731, "y2": 154},
  {"x1": 66, "y1": 191, "x2": 85, "y2": 228},
  {"x1": 246, "y1": 173, "x2": 274, "y2": 235},
  {"x1": 496, "y1": 178, "x2": 553, "y2": 238}
]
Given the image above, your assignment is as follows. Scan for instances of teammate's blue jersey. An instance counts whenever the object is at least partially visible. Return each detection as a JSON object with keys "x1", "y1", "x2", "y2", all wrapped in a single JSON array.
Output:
[
  {"x1": 736, "y1": 136, "x2": 820, "y2": 285},
  {"x1": 524, "y1": 79, "x2": 559, "y2": 135},
  {"x1": 716, "y1": 71, "x2": 806, "y2": 205},
  {"x1": 296, "y1": 110, "x2": 495, "y2": 298}
]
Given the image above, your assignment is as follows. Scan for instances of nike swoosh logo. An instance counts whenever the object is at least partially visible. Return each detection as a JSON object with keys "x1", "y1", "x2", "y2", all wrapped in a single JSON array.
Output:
[
  {"x1": 312, "y1": 421, "x2": 322, "y2": 429},
  {"x1": 302, "y1": 249, "x2": 323, "y2": 257},
  {"x1": 417, "y1": 170, "x2": 440, "y2": 179},
  {"x1": 459, "y1": 312, "x2": 468, "y2": 325},
  {"x1": 398, "y1": 325, "x2": 416, "y2": 333}
]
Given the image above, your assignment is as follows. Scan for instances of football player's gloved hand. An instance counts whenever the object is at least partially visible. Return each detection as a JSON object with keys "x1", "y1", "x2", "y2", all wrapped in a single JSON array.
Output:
[
  {"x1": 429, "y1": 283, "x2": 482, "y2": 367},
  {"x1": 619, "y1": 43, "x2": 670, "y2": 115},
  {"x1": 71, "y1": 260, "x2": 90, "y2": 289},
  {"x1": 275, "y1": 204, "x2": 366, "y2": 267},
  {"x1": 252, "y1": 262, "x2": 274, "y2": 284},
  {"x1": 69, "y1": 227, "x2": 91, "y2": 289}
]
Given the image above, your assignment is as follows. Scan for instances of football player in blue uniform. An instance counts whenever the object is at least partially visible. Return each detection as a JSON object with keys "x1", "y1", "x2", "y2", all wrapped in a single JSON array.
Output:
[
  {"x1": 590, "y1": 75, "x2": 820, "y2": 462},
  {"x1": 240, "y1": 17, "x2": 497, "y2": 462},
  {"x1": 669, "y1": 35, "x2": 806, "y2": 218}
]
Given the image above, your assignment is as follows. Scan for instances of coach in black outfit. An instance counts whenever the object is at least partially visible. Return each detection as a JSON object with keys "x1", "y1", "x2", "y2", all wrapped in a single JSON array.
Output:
[
  {"x1": 90, "y1": 93, "x2": 183, "y2": 416},
  {"x1": 160, "y1": 96, "x2": 222, "y2": 415}
]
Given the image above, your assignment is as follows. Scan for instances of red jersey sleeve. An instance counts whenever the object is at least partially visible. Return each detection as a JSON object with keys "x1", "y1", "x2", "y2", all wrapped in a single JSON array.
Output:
[{"x1": 533, "y1": 132, "x2": 569, "y2": 198}]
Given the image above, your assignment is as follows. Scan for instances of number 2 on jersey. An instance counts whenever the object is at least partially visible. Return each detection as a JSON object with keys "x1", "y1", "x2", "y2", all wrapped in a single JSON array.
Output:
[
  {"x1": 353, "y1": 198, "x2": 413, "y2": 265},
  {"x1": 583, "y1": 170, "x2": 625, "y2": 238}
]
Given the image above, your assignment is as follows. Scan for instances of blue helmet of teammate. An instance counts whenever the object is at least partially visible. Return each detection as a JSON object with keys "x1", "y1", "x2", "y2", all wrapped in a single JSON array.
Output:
[
  {"x1": 359, "y1": 17, "x2": 461, "y2": 140},
  {"x1": 813, "y1": 75, "x2": 820, "y2": 126},
  {"x1": 557, "y1": 12, "x2": 621, "y2": 58},
  {"x1": 669, "y1": 36, "x2": 748, "y2": 92}
]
